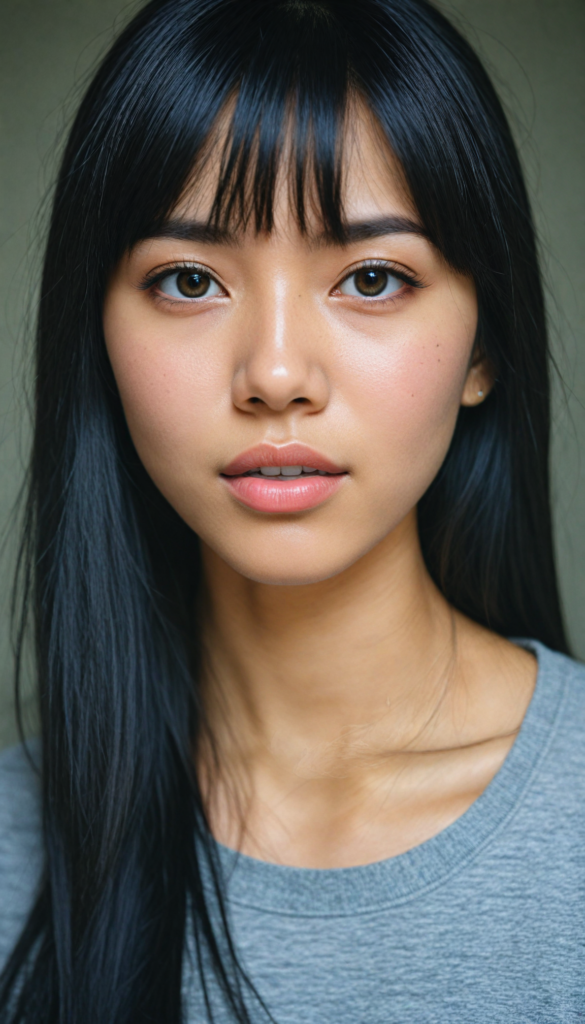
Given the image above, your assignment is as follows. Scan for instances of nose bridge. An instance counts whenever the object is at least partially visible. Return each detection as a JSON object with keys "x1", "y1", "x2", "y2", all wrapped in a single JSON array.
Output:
[
  {"x1": 261, "y1": 272, "x2": 292, "y2": 377},
  {"x1": 233, "y1": 269, "x2": 327, "y2": 412}
]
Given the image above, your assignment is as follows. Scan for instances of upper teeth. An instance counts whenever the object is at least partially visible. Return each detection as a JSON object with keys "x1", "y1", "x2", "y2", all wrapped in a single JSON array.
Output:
[{"x1": 248, "y1": 466, "x2": 328, "y2": 477}]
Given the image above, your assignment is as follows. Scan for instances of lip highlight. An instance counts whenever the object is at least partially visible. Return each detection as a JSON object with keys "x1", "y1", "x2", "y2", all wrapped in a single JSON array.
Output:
[{"x1": 222, "y1": 443, "x2": 347, "y2": 513}]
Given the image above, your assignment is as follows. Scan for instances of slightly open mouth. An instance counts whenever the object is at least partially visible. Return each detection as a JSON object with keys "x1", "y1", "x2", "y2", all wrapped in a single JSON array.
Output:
[{"x1": 235, "y1": 466, "x2": 340, "y2": 479}]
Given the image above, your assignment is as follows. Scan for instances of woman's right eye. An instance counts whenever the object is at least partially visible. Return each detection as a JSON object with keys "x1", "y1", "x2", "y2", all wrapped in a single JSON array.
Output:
[{"x1": 158, "y1": 270, "x2": 223, "y2": 299}]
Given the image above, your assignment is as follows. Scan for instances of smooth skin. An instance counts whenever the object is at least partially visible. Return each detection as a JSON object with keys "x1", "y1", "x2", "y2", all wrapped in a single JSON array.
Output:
[{"x1": 104, "y1": 109, "x2": 536, "y2": 869}]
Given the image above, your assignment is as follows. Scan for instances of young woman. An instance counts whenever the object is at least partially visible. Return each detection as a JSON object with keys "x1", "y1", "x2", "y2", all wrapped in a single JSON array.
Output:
[{"x1": 0, "y1": 0, "x2": 583, "y2": 1020}]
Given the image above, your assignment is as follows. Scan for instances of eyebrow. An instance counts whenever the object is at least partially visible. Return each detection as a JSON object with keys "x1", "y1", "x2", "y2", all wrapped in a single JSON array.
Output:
[
  {"x1": 149, "y1": 219, "x2": 232, "y2": 244},
  {"x1": 337, "y1": 217, "x2": 427, "y2": 243},
  {"x1": 148, "y1": 215, "x2": 427, "y2": 246}
]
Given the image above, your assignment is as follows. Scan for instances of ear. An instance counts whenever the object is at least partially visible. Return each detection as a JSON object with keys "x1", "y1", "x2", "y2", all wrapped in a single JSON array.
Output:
[{"x1": 460, "y1": 351, "x2": 495, "y2": 408}]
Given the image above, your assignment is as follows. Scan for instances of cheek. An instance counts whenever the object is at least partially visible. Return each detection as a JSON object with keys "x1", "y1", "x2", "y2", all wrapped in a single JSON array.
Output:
[
  {"x1": 384, "y1": 336, "x2": 467, "y2": 444},
  {"x1": 340, "y1": 313, "x2": 474, "y2": 500},
  {"x1": 103, "y1": 300, "x2": 225, "y2": 482}
]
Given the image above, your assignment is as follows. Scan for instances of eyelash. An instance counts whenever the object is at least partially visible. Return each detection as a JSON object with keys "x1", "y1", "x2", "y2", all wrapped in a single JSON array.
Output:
[
  {"x1": 140, "y1": 259, "x2": 423, "y2": 304},
  {"x1": 140, "y1": 262, "x2": 224, "y2": 299}
]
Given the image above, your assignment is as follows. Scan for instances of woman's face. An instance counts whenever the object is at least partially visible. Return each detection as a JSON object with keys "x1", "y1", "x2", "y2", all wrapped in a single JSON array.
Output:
[{"x1": 104, "y1": 113, "x2": 486, "y2": 585}]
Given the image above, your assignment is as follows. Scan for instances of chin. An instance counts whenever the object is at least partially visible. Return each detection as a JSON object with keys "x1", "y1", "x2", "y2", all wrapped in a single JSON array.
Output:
[
  {"x1": 227, "y1": 556, "x2": 346, "y2": 587},
  {"x1": 214, "y1": 535, "x2": 374, "y2": 587}
]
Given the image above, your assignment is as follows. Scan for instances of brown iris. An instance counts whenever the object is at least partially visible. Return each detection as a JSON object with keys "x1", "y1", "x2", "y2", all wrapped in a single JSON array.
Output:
[
  {"x1": 176, "y1": 271, "x2": 212, "y2": 297},
  {"x1": 353, "y1": 268, "x2": 388, "y2": 296}
]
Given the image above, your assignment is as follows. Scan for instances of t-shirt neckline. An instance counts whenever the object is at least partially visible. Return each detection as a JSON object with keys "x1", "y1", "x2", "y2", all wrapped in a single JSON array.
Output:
[{"x1": 213, "y1": 640, "x2": 568, "y2": 917}]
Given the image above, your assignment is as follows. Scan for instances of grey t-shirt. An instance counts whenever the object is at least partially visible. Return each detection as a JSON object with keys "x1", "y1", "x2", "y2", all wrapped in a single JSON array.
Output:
[{"x1": 1, "y1": 640, "x2": 585, "y2": 1022}]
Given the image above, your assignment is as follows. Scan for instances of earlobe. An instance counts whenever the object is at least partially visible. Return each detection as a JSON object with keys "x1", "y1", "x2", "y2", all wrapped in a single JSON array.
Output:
[{"x1": 461, "y1": 357, "x2": 494, "y2": 407}]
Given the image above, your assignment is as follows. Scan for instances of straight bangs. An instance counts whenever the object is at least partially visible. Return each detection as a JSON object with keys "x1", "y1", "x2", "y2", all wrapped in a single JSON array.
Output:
[
  {"x1": 202, "y1": 21, "x2": 351, "y2": 239},
  {"x1": 95, "y1": 0, "x2": 358, "y2": 262}
]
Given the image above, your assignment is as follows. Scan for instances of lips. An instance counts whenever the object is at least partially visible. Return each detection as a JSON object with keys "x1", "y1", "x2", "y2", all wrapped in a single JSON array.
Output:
[{"x1": 221, "y1": 443, "x2": 347, "y2": 513}]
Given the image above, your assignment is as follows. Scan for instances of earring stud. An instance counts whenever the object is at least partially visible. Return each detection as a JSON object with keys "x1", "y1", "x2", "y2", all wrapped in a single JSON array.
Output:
[{"x1": 477, "y1": 390, "x2": 484, "y2": 398}]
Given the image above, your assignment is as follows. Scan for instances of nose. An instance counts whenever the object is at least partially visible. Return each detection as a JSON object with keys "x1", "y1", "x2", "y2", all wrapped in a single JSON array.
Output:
[{"x1": 231, "y1": 279, "x2": 330, "y2": 415}]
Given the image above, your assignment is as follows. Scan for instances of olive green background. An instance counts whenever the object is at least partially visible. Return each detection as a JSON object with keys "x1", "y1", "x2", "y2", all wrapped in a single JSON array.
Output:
[{"x1": 0, "y1": 0, "x2": 584, "y2": 749}]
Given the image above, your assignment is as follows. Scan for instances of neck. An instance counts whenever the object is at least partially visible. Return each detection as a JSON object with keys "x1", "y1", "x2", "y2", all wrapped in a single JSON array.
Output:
[{"x1": 199, "y1": 512, "x2": 458, "y2": 768}]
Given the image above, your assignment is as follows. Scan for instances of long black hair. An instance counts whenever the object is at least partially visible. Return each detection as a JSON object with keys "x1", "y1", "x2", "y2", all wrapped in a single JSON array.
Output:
[{"x1": 0, "y1": 0, "x2": 569, "y2": 1020}]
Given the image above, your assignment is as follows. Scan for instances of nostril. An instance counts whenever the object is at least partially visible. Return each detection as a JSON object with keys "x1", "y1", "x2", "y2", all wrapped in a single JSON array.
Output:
[
  {"x1": 248, "y1": 397, "x2": 263, "y2": 404},
  {"x1": 293, "y1": 397, "x2": 309, "y2": 404}
]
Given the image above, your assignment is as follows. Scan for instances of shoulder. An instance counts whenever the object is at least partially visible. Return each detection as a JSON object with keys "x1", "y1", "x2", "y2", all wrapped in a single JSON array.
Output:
[
  {"x1": 0, "y1": 740, "x2": 43, "y2": 967},
  {"x1": 534, "y1": 641, "x2": 585, "y2": 723},
  {"x1": 527, "y1": 641, "x2": 585, "y2": 787}
]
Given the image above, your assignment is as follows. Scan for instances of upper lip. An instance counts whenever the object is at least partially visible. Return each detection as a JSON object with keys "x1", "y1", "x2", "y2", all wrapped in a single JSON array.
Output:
[{"x1": 222, "y1": 443, "x2": 346, "y2": 476}]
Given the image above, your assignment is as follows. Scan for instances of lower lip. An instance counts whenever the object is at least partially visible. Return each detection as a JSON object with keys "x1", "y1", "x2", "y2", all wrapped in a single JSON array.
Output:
[{"x1": 223, "y1": 474, "x2": 346, "y2": 513}]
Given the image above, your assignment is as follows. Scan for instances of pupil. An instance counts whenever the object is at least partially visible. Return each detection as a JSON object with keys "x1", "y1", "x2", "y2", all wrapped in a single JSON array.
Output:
[
  {"x1": 355, "y1": 269, "x2": 387, "y2": 296},
  {"x1": 177, "y1": 271, "x2": 210, "y2": 298}
]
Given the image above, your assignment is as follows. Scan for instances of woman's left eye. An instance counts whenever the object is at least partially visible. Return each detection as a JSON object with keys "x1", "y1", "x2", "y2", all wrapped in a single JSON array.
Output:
[
  {"x1": 158, "y1": 270, "x2": 223, "y2": 299},
  {"x1": 338, "y1": 267, "x2": 403, "y2": 299}
]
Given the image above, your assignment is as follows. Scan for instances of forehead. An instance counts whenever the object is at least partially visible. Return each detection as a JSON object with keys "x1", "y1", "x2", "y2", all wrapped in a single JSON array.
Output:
[
  {"x1": 338, "y1": 106, "x2": 415, "y2": 219},
  {"x1": 170, "y1": 100, "x2": 419, "y2": 243}
]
